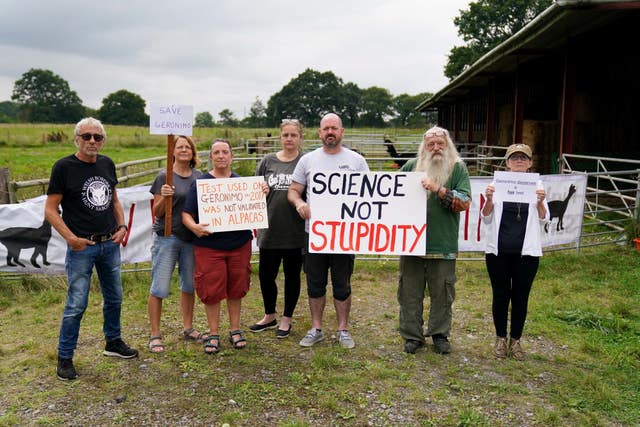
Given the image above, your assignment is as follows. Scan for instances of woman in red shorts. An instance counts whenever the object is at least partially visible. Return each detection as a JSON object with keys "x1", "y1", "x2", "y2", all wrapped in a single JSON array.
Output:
[{"x1": 182, "y1": 139, "x2": 267, "y2": 354}]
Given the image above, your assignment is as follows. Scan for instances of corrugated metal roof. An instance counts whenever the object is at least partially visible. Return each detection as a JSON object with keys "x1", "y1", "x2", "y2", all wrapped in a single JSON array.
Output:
[{"x1": 416, "y1": 0, "x2": 640, "y2": 110}]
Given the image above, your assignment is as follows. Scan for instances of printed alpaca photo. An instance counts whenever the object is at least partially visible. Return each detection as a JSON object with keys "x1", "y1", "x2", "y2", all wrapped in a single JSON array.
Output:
[
  {"x1": 0, "y1": 218, "x2": 52, "y2": 268},
  {"x1": 545, "y1": 184, "x2": 577, "y2": 233}
]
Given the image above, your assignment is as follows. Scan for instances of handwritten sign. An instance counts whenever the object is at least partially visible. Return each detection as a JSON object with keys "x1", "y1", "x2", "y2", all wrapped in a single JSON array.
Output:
[
  {"x1": 149, "y1": 103, "x2": 193, "y2": 135},
  {"x1": 307, "y1": 171, "x2": 427, "y2": 255},
  {"x1": 493, "y1": 171, "x2": 539, "y2": 204},
  {"x1": 196, "y1": 176, "x2": 268, "y2": 232}
]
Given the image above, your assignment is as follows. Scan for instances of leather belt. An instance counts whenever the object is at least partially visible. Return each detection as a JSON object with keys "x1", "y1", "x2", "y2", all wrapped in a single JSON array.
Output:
[{"x1": 84, "y1": 233, "x2": 113, "y2": 243}]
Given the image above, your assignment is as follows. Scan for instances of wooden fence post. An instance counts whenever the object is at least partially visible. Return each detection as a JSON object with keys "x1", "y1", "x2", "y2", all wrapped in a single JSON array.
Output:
[{"x1": 0, "y1": 168, "x2": 10, "y2": 204}]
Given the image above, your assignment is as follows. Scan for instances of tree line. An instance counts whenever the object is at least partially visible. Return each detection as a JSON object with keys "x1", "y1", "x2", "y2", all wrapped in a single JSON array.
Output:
[
  {"x1": 0, "y1": 1, "x2": 549, "y2": 128},
  {"x1": 0, "y1": 67, "x2": 434, "y2": 128}
]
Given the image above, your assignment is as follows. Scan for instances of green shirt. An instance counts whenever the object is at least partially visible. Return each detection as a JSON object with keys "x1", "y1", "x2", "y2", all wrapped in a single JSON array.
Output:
[{"x1": 401, "y1": 158, "x2": 472, "y2": 256}]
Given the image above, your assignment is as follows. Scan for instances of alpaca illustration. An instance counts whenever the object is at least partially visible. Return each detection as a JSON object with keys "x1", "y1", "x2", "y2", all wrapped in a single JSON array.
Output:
[
  {"x1": 0, "y1": 219, "x2": 52, "y2": 268},
  {"x1": 545, "y1": 184, "x2": 577, "y2": 233}
]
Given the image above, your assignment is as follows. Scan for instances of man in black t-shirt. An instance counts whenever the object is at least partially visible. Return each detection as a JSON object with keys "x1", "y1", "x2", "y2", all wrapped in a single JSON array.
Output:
[{"x1": 45, "y1": 117, "x2": 138, "y2": 381}]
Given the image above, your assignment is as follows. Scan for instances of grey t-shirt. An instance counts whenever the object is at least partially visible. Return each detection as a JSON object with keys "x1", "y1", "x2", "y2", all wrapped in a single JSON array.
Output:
[
  {"x1": 256, "y1": 153, "x2": 305, "y2": 249},
  {"x1": 291, "y1": 146, "x2": 370, "y2": 232},
  {"x1": 150, "y1": 169, "x2": 203, "y2": 241}
]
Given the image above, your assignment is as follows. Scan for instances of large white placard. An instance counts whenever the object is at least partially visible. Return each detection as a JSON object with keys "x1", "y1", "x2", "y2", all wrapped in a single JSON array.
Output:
[
  {"x1": 196, "y1": 177, "x2": 268, "y2": 232},
  {"x1": 149, "y1": 103, "x2": 193, "y2": 135},
  {"x1": 307, "y1": 171, "x2": 427, "y2": 255}
]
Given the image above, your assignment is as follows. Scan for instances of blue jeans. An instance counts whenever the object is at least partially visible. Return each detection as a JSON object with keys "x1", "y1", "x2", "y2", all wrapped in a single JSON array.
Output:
[
  {"x1": 58, "y1": 241, "x2": 122, "y2": 359},
  {"x1": 150, "y1": 234, "x2": 195, "y2": 298}
]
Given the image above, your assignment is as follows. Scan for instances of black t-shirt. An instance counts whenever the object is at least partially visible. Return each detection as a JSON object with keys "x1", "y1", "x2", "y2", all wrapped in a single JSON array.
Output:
[
  {"x1": 47, "y1": 154, "x2": 118, "y2": 237},
  {"x1": 497, "y1": 202, "x2": 528, "y2": 254},
  {"x1": 182, "y1": 172, "x2": 252, "y2": 250}
]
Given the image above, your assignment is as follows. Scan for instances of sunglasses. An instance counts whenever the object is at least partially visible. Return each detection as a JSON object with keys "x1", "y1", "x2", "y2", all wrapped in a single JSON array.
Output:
[
  {"x1": 281, "y1": 118, "x2": 300, "y2": 124},
  {"x1": 425, "y1": 130, "x2": 447, "y2": 138},
  {"x1": 509, "y1": 153, "x2": 530, "y2": 161},
  {"x1": 77, "y1": 133, "x2": 104, "y2": 142}
]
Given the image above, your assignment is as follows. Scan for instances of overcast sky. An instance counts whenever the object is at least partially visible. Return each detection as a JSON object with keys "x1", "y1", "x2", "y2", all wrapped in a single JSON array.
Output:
[{"x1": 0, "y1": 0, "x2": 471, "y2": 120}]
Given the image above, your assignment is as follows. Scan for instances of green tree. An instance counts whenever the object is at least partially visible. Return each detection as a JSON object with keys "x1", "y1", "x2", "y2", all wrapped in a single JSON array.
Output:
[
  {"x1": 218, "y1": 108, "x2": 238, "y2": 127},
  {"x1": 392, "y1": 92, "x2": 433, "y2": 127},
  {"x1": 340, "y1": 82, "x2": 362, "y2": 128},
  {"x1": 445, "y1": 0, "x2": 552, "y2": 80},
  {"x1": 11, "y1": 68, "x2": 84, "y2": 123},
  {"x1": 244, "y1": 97, "x2": 267, "y2": 128},
  {"x1": 98, "y1": 89, "x2": 148, "y2": 125},
  {"x1": 266, "y1": 68, "x2": 346, "y2": 127},
  {"x1": 195, "y1": 111, "x2": 215, "y2": 127},
  {"x1": 0, "y1": 101, "x2": 19, "y2": 123},
  {"x1": 359, "y1": 86, "x2": 393, "y2": 127}
]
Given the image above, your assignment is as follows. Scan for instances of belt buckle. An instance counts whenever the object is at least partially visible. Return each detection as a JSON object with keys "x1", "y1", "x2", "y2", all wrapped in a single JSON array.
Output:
[{"x1": 89, "y1": 233, "x2": 111, "y2": 243}]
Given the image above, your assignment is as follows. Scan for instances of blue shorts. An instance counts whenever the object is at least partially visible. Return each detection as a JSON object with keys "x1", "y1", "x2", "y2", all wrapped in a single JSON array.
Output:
[{"x1": 149, "y1": 234, "x2": 195, "y2": 298}]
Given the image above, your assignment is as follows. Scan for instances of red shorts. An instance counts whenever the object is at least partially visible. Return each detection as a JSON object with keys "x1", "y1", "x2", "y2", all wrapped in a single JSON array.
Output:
[{"x1": 194, "y1": 241, "x2": 252, "y2": 305}]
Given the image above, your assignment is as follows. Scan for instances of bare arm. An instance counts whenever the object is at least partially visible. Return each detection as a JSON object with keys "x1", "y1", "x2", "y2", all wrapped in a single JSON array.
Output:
[
  {"x1": 152, "y1": 184, "x2": 174, "y2": 218},
  {"x1": 44, "y1": 194, "x2": 94, "y2": 250},
  {"x1": 288, "y1": 181, "x2": 309, "y2": 219},
  {"x1": 181, "y1": 211, "x2": 211, "y2": 238},
  {"x1": 482, "y1": 184, "x2": 495, "y2": 216},
  {"x1": 111, "y1": 188, "x2": 127, "y2": 244}
]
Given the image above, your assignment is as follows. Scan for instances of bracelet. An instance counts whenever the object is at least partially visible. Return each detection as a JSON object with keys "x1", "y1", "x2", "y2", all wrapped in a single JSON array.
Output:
[{"x1": 116, "y1": 224, "x2": 128, "y2": 232}]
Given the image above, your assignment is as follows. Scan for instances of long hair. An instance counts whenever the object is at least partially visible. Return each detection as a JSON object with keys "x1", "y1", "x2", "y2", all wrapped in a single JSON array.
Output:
[{"x1": 415, "y1": 126, "x2": 462, "y2": 186}]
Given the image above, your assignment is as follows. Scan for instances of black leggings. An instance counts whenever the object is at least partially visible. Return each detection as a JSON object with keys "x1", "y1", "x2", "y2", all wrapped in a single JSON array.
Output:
[
  {"x1": 258, "y1": 248, "x2": 303, "y2": 318},
  {"x1": 485, "y1": 253, "x2": 539, "y2": 340}
]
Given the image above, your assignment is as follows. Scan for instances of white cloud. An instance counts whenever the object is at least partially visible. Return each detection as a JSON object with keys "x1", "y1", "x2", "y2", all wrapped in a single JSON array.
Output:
[{"x1": 0, "y1": 0, "x2": 469, "y2": 119}]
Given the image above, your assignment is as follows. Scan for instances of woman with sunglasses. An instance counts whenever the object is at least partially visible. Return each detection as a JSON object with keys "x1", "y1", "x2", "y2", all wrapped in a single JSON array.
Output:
[
  {"x1": 481, "y1": 143, "x2": 549, "y2": 360},
  {"x1": 250, "y1": 119, "x2": 306, "y2": 338},
  {"x1": 147, "y1": 135, "x2": 204, "y2": 353}
]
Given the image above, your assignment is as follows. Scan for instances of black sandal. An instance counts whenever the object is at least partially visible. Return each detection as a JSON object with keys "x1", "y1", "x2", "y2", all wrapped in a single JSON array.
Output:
[
  {"x1": 203, "y1": 335, "x2": 220, "y2": 355},
  {"x1": 229, "y1": 330, "x2": 247, "y2": 350}
]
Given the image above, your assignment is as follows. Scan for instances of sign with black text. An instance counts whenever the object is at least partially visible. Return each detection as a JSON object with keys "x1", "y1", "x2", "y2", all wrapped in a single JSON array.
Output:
[
  {"x1": 307, "y1": 171, "x2": 427, "y2": 255},
  {"x1": 196, "y1": 177, "x2": 268, "y2": 232}
]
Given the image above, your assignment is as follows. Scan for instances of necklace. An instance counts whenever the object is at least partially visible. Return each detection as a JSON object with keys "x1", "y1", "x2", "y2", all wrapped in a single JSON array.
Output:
[{"x1": 516, "y1": 203, "x2": 522, "y2": 222}]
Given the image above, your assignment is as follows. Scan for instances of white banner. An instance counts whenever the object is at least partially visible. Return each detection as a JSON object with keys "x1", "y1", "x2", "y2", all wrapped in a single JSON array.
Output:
[
  {"x1": 459, "y1": 174, "x2": 587, "y2": 251},
  {"x1": 0, "y1": 174, "x2": 587, "y2": 274}
]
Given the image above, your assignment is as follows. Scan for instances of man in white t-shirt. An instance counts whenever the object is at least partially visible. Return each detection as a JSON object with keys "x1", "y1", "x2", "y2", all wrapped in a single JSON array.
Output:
[{"x1": 288, "y1": 113, "x2": 369, "y2": 349}]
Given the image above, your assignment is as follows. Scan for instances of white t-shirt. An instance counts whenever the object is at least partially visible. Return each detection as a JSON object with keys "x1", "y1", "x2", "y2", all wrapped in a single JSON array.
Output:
[{"x1": 291, "y1": 146, "x2": 370, "y2": 231}]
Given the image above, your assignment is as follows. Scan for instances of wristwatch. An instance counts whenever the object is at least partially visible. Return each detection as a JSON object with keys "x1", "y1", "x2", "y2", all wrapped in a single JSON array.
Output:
[{"x1": 116, "y1": 224, "x2": 128, "y2": 232}]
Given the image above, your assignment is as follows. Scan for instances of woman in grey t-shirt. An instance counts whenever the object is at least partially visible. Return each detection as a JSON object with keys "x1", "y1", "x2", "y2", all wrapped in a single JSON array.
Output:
[{"x1": 250, "y1": 119, "x2": 306, "y2": 338}]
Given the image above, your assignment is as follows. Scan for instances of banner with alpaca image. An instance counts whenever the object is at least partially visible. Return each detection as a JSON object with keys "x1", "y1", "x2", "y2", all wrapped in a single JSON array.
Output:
[
  {"x1": 0, "y1": 173, "x2": 589, "y2": 274},
  {"x1": 458, "y1": 174, "x2": 587, "y2": 251},
  {"x1": 538, "y1": 174, "x2": 587, "y2": 247}
]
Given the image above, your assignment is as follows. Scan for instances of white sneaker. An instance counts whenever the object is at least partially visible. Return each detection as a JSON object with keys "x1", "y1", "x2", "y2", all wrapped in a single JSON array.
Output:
[
  {"x1": 299, "y1": 328, "x2": 324, "y2": 347},
  {"x1": 337, "y1": 330, "x2": 355, "y2": 349}
]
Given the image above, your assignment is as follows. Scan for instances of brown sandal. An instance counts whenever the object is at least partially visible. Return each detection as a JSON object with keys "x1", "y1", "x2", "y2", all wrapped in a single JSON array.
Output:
[{"x1": 148, "y1": 335, "x2": 165, "y2": 353}]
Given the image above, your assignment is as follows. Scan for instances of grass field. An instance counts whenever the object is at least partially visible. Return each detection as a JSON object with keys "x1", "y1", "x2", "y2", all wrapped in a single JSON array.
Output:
[{"x1": 0, "y1": 245, "x2": 638, "y2": 426}]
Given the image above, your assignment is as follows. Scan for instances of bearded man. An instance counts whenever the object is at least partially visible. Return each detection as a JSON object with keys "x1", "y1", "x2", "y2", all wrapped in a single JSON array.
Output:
[{"x1": 397, "y1": 126, "x2": 471, "y2": 354}]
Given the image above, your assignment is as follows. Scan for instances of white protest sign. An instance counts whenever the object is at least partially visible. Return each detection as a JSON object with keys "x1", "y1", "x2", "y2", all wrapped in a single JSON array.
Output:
[
  {"x1": 493, "y1": 171, "x2": 539, "y2": 204},
  {"x1": 196, "y1": 177, "x2": 268, "y2": 232},
  {"x1": 149, "y1": 103, "x2": 193, "y2": 135},
  {"x1": 307, "y1": 171, "x2": 427, "y2": 255}
]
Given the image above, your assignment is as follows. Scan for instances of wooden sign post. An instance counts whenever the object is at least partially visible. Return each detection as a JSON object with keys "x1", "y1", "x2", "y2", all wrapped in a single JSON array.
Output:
[
  {"x1": 164, "y1": 134, "x2": 176, "y2": 236},
  {"x1": 149, "y1": 103, "x2": 194, "y2": 237}
]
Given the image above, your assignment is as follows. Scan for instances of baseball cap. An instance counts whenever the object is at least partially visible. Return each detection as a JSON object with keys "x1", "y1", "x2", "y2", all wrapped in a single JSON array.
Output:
[{"x1": 505, "y1": 143, "x2": 532, "y2": 159}]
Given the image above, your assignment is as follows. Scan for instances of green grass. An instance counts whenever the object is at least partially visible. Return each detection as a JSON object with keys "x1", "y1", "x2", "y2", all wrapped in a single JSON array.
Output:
[{"x1": 0, "y1": 245, "x2": 638, "y2": 426}]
